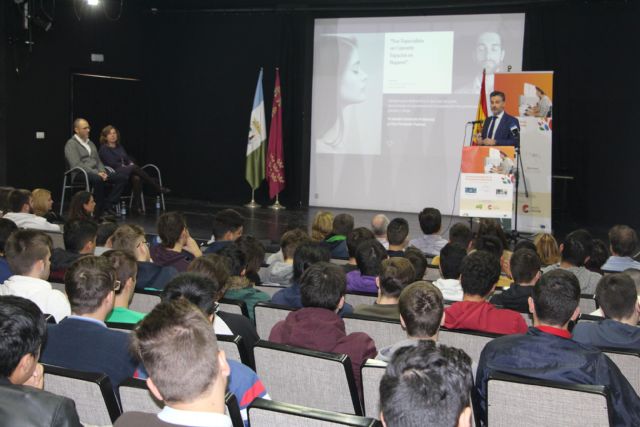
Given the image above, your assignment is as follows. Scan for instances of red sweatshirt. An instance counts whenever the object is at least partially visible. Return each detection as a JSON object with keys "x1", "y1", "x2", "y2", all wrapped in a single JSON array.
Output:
[{"x1": 444, "y1": 300, "x2": 528, "y2": 335}]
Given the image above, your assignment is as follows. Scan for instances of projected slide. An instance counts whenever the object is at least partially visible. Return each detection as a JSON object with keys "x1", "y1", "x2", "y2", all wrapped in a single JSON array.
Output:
[{"x1": 309, "y1": 14, "x2": 525, "y2": 213}]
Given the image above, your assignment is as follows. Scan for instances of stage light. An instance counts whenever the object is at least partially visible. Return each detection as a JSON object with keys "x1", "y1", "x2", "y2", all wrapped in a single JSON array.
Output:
[{"x1": 87, "y1": 0, "x2": 99, "y2": 6}]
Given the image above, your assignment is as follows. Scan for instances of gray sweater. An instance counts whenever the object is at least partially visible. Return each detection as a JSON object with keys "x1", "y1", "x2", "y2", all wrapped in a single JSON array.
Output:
[{"x1": 64, "y1": 136, "x2": 105, "y2": 174}]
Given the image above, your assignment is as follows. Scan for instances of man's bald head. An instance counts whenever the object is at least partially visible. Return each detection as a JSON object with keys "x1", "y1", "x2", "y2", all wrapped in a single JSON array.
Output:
[
  {"x1": 73, "y1": 118, "x2": 91, "y2": 140},
  {"x1": 371, "y1": 214, "x2": 390, "y2": 238}
]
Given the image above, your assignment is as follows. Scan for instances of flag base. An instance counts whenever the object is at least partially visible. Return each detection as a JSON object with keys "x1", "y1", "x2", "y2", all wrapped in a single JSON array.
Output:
[
  {"x1": 245, "y1": 199, "x2": 261, "y2": 209},
  {"x1": 269, "y1": 200, "x2": 286, "y2": 210}
]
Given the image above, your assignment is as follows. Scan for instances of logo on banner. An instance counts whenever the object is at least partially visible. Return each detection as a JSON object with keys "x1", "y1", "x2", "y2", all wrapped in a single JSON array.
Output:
[
  {"x1": 522, "y1": 204, "x2": 529, "y2": 213},
  {"x1": 537, "y1": 119, "x2": 551, "y2": 132}
]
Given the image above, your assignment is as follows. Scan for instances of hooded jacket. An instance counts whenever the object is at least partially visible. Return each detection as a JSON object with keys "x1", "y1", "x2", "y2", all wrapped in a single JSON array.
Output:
[{"x1": 572, "y1": 318, "x2": 640, "y2": 351}]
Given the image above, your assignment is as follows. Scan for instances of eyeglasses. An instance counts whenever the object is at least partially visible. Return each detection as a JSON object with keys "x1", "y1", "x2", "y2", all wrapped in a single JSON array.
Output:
[{"x1": 113, "y1": 280, "x2": 121, "y2": 292}]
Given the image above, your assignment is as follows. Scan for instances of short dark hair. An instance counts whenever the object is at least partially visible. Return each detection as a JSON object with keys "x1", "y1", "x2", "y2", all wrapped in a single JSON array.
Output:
[
  {"x1": 449, "y1": 222, "x2": 472, "y2": 248},
  {"x1": 418, "y1": 208, "x2": 442, "y2": 235},
  {"x1": 65, "y1": 256, "x2": 116, "y2": 315},
  {"x1": 8, "y1": 189, "x2": 31, "y2": 213},
  {"x1": 96, "y1": 221, "x2": 118, "y2": 247},
  {"x1": 161, "y1": 273, "x2": 219, "y2": 317},
  {"x1": 187, "y1": 254, "x2": 230, "y2": 300},
  {"x1": 0, "y1": 218, "x2": 19, "y2": 253},
  {"x1": 63, "y1": 219, "x2": 98, "y2": 253},
  {"x1": 533, "y1": 269, "x2": 580, "y2": 326},
  {"x1": 0, "y1": 296, "x2": 46, "y2": 378},
  {"x1": 102, "y1": 250, "x2": 137, "y2": 293},
  {"x1": 473, "y1": 235, "x2": 504, "y2": 259},
  {"x1": 562, "y1": 229, "x2": 593, "y2": 266},
  {"x1": 404, "y1": 247, "x2": 428, "y2": 281},
  {"x1": 460, "y1": 251, "x2": 501, "y2": 297},
  {"x1": 68, "y1": 191, "x2": 93, "y2": 221},
  {"x1": 292, "y1": 242, "x2": 331, "y2": 282},
  {"x1": 399, "y1": 281, "x2": 443, "y2": 337},
  {"x1": 218, "y1": 244, "x2": 247, "y2": 276},
  {"x1": 300, "y1": 262, "x2": 346, "y2": 310},
  {"x1": 235, "y1": 235, "x2": 265, "y2": 276},
  {"x1": 387, "y1": 218, "x2": 409, "y2": 246},
  {"x1": 490, "y1": 90, "x2": 506, "y2": 101},
  {"x1": 157, "y1": 212, "x2": 187, "y2": 248},
  {"x1": 510, "y1": 249, "x2": 541, "y2": 284},
  {"x1": 609, "y1": 225, "x2": 638, "y2": 257},
  {"x1": 280, "y1": 229, "x2": 311, "y2": 260},
  {"x1": 439, "y1": 243, "x2": 467, "y2": 280},
  {"x1": 379, "y1": 258, "x2": 415, "y2": 298},
  {"x1": 380, "y1": 341, "x2": 473, "y2": 427},
  {"x1": 596, "y1": 273, "x2": 638, "y2": 320},
  {"x1": 211, "y1": 209, "x2": 245, "y2": 240},
  {"x1": 347, "y1": 227, "x2": 375, "y2": 258},
  {"x1": 586, "y1": 239, "x2": 610, "y2": 272},
  {"x1": 332, "y1": 213, "x2": 354, "y2": 236},
  {"x1": 4, "y1": 229, "x2": 52, "y2": 275},
  {"x1": 476, "y1": 219, "x2": 509, "y2": 250},
  {"x1": 514, "y1": 239, "x2": 537, "y2": 253},
  {"x1": 355, "y1": 239, "x2": 387, "y2": 276}
]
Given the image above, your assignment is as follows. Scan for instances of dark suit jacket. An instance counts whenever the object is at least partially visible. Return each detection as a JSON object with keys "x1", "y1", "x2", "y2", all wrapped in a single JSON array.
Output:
[
  {"x1": 481, "y1": 112, "x2": 519, "y2": 146},
  {"x1": 136, "y1": 261, "x2": 178, "y2": 291}
]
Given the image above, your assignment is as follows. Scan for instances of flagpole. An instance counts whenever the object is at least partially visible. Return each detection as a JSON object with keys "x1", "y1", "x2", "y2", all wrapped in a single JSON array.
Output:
[
  {"x1": 245, "y1": 189, "x2": 261, "y2": 208},
  {"x1": 269, "y1": 194, "x2": 285, "y2": 210}
]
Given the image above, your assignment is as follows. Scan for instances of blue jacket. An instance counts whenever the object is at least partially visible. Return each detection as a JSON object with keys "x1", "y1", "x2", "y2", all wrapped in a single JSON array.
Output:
[
  {"x1": 136, "y1": 261, "x2": 177, "y2": 291},
  {"x1": 0, "y1": 257, "x2": 11, "y2": 284},
  {"x1": 475, "y1": 327, "x2": 640, "y2": 426},
  {"x1": 271, "y1": 282, "x2": 354, "y2": 316},
  {"x1": 573, "y1": 319, "x2": 640, "y2": 351},
  {"x1": 481, "y1": 112, "x2": 520, "y2": 146}
]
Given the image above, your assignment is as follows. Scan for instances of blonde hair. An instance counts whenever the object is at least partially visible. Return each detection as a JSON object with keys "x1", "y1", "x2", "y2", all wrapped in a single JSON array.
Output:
[
  {"x1": 534, "y1": 233, "x2": 560, "y2": 266},
  {"x1": 311, "y1": 211, "x2": 333, "y2": 241},
  {"x1": 31, "y1": 188, "x2": 51, "y2": 217}
]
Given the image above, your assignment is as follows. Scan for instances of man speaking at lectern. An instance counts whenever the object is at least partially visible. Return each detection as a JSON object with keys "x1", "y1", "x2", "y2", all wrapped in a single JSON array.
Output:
[{"x1": 476, "y1": 91, "x2": 519, "y2": 146}]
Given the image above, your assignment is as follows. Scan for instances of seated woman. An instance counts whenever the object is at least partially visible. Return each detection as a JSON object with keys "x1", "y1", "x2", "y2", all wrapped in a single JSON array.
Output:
[
  {"x1": 31, "y1": 188, "x2": 65, "y2": 224},
  {"x1": 98, "y1": 125, "x2": 169, "y2": 213},
  {"x1": 67, "y1": 191, "x2": 96, "y2": 222}
]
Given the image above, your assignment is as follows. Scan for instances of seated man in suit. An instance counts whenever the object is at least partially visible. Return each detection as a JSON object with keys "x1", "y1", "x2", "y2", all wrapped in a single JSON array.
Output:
[
  {"x1": 476, "y1": 91, "x2": 520, "y2": 146},
  {"x1": 0, "y1": 296, "x2": 81, "y2": 427},
  {"x1": 323, "y1": 213, "x2": 354, "y2": 259},
  {"x1": 2, "y1": 189, "x2": 60, "y2": 232},
  {"x1": 204, "y1": 209, "x2": 245, "y2": 254},
  {"x1": 386, "y1": 218, "x2": 410, "y2": 258},
  {"x1": 64, "y1": 118, "x2": 127, "y2": 217},
  {"x1": 0, "y1": 229, "x2": 70, "y2": 322},
  {"x1": 380, "y1": 341, "x2": 473, "y2": 427},
  {"x1": 111, "y1": 224, "x2": 177, "y2": 291},
  {"x1": 476, "y1": 269, "x2": 640, "y2": 426},
  {"x1": 49, "y1": 219, "x2": 97, "y2": 281},
  {"x1": 115, "y1": 300, "x2": 233, "y2": 427},
  {"x1": 40, "y1": 256, "x2": 138, "y2": 394}
]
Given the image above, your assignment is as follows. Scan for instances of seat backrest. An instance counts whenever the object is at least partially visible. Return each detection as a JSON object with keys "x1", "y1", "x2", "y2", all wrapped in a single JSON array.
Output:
[
  {"x1": 424, "y1": 266, "x2": 441, "y2": 281},
  {"x1": 255, "y1": 284, "x2": 287, "y2": 297},
  {"x1": 603, "y1": 348, "x2": 640, "y2": 396},
  {"x1": 43, "y1": 363, "x2": 121, "y2": 425},
  {"x1": 330, "y1": 258, "x2": 349, "y2": 265},
  {"x1": 579, "y1": 294, "x2": 597, "y2": 315},
  {"x1": 438, "y1": 328, "x2": 499, "y2": 364},
  {"x1": 254, "y1": 302, "x2": 295, "y2": 339},
  {"x1": 44, "y1": 231, "x2": 65, "y2": 249},
  {"x1": 220, "y1": 297, "x2": 249, "y2": 318},
  {"x1": 129, "y1": 291, "x2": 161, "y2": 313},
  {"x1": 106, "y1": 321, "x2": 136, "y2": 333},
  {"x1": 345, "y1": 292, "x2": 377, "y2": 307},
  {"x1": 487, "y1": 371, "x2": 612, "y2": 426},
  {"x1": 218, "y1": 334, "x2": 251, "y2": 367},
  {"x1": 253, "y1": 340, "x2": 362, "y2": 415},
  {"x1": 50, "y1": 282, "x2": 66, "y2": 294},
  {"x1": 361, "y1": 359, "x2": 387, "y2": 418},
  {"x1": 120, "y1": 377, "x2": 163, "y2": 414},
  {"x1": 248, "y1": 398, "x2": 381, "y2": 427},
  {"x1": 343, "y1": 314, "x2": 404, "y2": 350}
]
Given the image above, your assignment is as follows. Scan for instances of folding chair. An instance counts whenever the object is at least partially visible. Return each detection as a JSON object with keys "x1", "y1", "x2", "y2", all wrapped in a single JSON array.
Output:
[{"x1": 253, "y1": 301, "x2": 295, "y2": 339}]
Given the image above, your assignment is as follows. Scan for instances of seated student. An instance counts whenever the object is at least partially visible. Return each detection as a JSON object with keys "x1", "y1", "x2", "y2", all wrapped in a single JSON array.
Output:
[
  {"x1": 444, "y1": 251, "x2": 528, "y2": 335},
  {"x1": 111, "y1": 224, "x2": 178, "y2": 291},
  {"x1": 323, "y1": 213, "x2": 354, "y2": 259},
  {"x1": 386, "y1": 217, "x2": 410, "y2": 257},
  {"x1": 354, "y1": 257, "x2": 415, "y2": 320},
  {"x1": 204, "y1": 209, "x2": 245, "y2": 254},
  {"x1": 103, "y1": 250, "x2": 145, "y2": 324},
  {"x1": 472, "y1": 235, "x2": 512, "y2": 288},
  {"x1": 586, "y1": 238, "x2": 610, "y2": 274},
  {"x1": 602, "y1": 225, "x2": 640, "y2": 272},
  {"x1": 475, "y1": 270, "x2": 640, "y2": 426},
  {"x1": 149, "y1": 212, "x2": 202, "y2": 272},
  {"x1": 408, "y1": 207, "x2": 448, "y2": 256},
  {"x1": 0, "y1": 218, "x2": 18, "y2": 283},
  {"x1": 49, "y1": 219, "x2": 97, "y2": 281},
  {"x1": 94, "y1": 221, "x2": 117, "y2": 256},
  {"x1": 431, "y1": 222, "x2": 473, "y2": 267},
  {"x1": 343, "y1": 227, "x2": 375, "y2": 274},
  {"x1": 218, "y1": 245, "x2": 269, "y2": 321},
  {"x1": 346, "y1": 239, "x2": 388, "y2": 294},
  {"x1": 380, "y1": 341, "x2": 473, "y2": 427},
  {"x1": 269, "y1": 262, "x2": 377, "y2": 397},
  {"x1": 2, "y1": 189, "x2": 61, "y2": 232},
  {"x1": 40, "y1": 256, "x2": 138, "y2": 394},
  {"x1": 542, "y1": 229, "x2": 602, "y2": 294},
  {"x1": 534, "y1": 232, "x2": 561, "y2": 267},
  {"x1": 261, "y1": 229, "x2": 310, "y2": 286},
  {"x1": 31, "y1": 188, "x2": 65, "y2": 225},
  {"x1": 433, "y1": 243, "x2": 467, "y2": 302},
  {"x1": 159, "y1": 274, "x2": 268, "y2": 425},
  {"x1": 0, "y1": 296, "x2": 81, "y2": 427},
  {"x1": 490, "y1": 248, "x2": 541, "y2": 312},
  {"x1": 115, "y1": 300, "x2": 234, "y2": 427},
  {"x1": 371, "y1": 213, "x2": 390, "y2": 249},
  {"x1": 0, "y1": 230, "x2": 70, "y2": 322},
  {"x1": 404, "y1": 247, "x2": 428, "y2": 282},
  {"x1": 377, "y1": 281, "x2": 444, "y2": 362},
  {"x1": 235, "y1": 235, "x2": 265, "y2": 286},
  {"x1": 572, "y1": 273, "x2": 640, "y2": 350}
]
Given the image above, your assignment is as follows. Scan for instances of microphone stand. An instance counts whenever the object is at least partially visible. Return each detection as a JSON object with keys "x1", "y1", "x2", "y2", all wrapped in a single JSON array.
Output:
[{"x1": 510, "y1": 128, "x2": 529, "y2": 243}]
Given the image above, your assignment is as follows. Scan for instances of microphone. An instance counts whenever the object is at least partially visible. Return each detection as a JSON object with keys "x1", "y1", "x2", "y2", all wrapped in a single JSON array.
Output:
[
  {"x1": 510, "y1": 125, "x2": 520, "y2": 137},
  {"x1": 467, "y1": 120, "x2": 484, "y2": 125}
]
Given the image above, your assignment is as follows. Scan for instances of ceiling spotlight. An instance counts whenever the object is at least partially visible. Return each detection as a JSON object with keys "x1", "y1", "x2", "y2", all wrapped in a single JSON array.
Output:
[{"x1": 87, "y1": 0, "x2": 99, "y2": 5}]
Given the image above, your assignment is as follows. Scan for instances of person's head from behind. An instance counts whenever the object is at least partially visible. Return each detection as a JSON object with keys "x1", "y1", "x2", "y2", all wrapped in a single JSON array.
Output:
[
  {"x1": 355, "y1": 239, "x2": 388, "y2": 276},
  {"x1": 8, "y1": 189, "x2": 32, "y2": 213},
  {"x1": 0, "y1": 218, "x2": 18, "y2": 256},
  {"x1": 347, "y1": 227, "x2": 375, "y2": 259},
  {"x1": 131, "y1": 299, "x2": 230, "y2": 407},
  {"x1": 514, "y1": 239, "x2": 537, "y2": 253},
  {"x1": 418, "y1": 207, "x2": 442, "y2": 236},
  {"x1": 188, "y1": 254, "x2": 230, "y2": 301},
  {"x1": 292, "y1": 242, "x2": 331, "y2": 283},
  {"x1": 4, "y1": 229, "x2": 52, "y2": 279},
  {"x1": 586, "y1": 238, "x2": 610, "y2": 272},
  {"x1": 449, "y1": 222, "x2": 472, "y2": 250},
  {"x1": 280, "y1": 229, "x2": 311, "y2": 262},
  {"x1": 398, "y1": 281, "x2": 444, "y2": 340},
  {"x1": 211, "y1": 209, "x2": 244, "y2": 242},
  {"x1": 378, "y1": 258, "x2": 415, "y2": 299},
  {"x1": 379, "y1": 341, "x2": 473, "y2": 427},
  {"x1": 63, "y1": 219, "x2": 98, "y2": 255},
  {"x1": 0, "y1": 296, "x2": 46, "y2": 385},
  {"x1": 300, "y1": 262, "x2": 346, "y2": 311},
  {"x1": 332, "y1": 213, "x2": 354, "y2": 237},
  {"x1": 595, "y1": 273, "x2": 640, "y2": 323},
  {"x1": 111, "y1": 224, "x2": 149, "y2": 262},
  {"x1": 96, "y1": 221, "x2": 118, "y2": 247},
  {"x1": 161, "y1": 273, "x2": 220, "y2": 321},
  {"x1": 102, "y1": 250, "x2": 138, "y2": 305},
  {"x1": 476, "y1": 218, "x2": 509, "y2": 250},
  {"x1": 235, "y1": 235, "x2": 265, "y2": 277},
  {"x1": 473, "y1": 235, "x2": 504, "y2": 260},
  {"x1": 608, "y1": 225, "x2": 638, "y2": 257},
  {"x1": 387, "y1": 218, "x2": 409, "y2": 248},
  {"x1": 531, "y1": 269, "x2": 580, "y2": 327},
  {"x1": 371, "y1": 214, "x2": 390, "y2": 239},
  {"x1": 311, "y1": 211, "x2": 333, "y2": 241},
  {"x1": 439, "y1": 243, "x2": 467, "y2": 280},
  {"x1": 218, "y1": 244, "x2": 247, "y2": 279},
  {"x1": 157, "y1": 212, "x2": 188, "y2": 249},
  {"x1": 65, "y1": 255, "x2": 117, "y2": 317},
  {"x1": 31, "y1": 188, "x2": 53, "y2": 217},
  {"x1": 460, "y1": 251, "x2": 500, "y2": 297},
  {"x1": 561, "y1": 229, "x2": 593, "y2": 267},
  {"x1": 510, "y1": 248, "x2": 541, "y2": 285},
  {"x1": 68, "y1": 191, "x2": 95, "y2": 220},
  {"x1": 533, "y1": 233, "x2": 560, "y2": 266},
  {"x1": 404, "y1": 247, "x2": 428, "y2": 282}
]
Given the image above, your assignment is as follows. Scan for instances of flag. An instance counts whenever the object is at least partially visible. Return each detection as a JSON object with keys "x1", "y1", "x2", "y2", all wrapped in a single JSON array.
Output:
[
  {"x1": 472, "y1": 69, "x2": 488, "y2": 145},
  {"x1": 245, "y1": 68, "x2": 266, "y2": 191},
  {"x1": 266, "y1": 68, "x2": 285, "y2": 199}
]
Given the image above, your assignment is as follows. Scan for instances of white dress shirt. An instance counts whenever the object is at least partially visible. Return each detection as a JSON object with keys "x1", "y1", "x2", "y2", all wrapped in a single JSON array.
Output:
[
  {"x1": 489, "y1": 111, "x2": 504, "y2": 139},
  {"x1": 74, "y1": 134, "x2": 92, "y2": 155}
]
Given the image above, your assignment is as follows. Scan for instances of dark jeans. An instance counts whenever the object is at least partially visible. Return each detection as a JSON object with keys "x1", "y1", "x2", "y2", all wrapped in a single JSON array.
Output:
[
  {"x1": 115, "y1": 165, "x2": 162, "y2": 208},
  {"x1": 87, "y1": 171, "x2": 128, "y2": 213}
]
